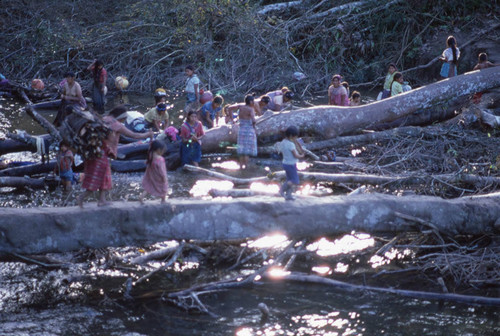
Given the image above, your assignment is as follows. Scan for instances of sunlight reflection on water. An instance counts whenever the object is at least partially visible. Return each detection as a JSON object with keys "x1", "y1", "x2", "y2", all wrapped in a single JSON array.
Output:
[
  {"x1": 307, "y1": 234, "x2": 375, "y2": 257},
  {"x1": 189, "y1": 179, "x2": 234, "y2": 197}
]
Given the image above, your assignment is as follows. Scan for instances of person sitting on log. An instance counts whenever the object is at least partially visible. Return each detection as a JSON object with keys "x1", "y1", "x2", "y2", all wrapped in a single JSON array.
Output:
[
  {"x1": 87, "y1": 59, "x2": 108, "y2": 114},
  {"x1": 237, "y1": 95, "x2": 258, "y2": 169},
  {"x1": 263, "y1": 87, "x2": 294, "y2": 112},
  {"x1": 144, "y1": 102, "x2": 169, "y2": 132},
  {"x1": 473, "y1": 53, "x2": 499, "y2": 70},
  {"x1": 390, "y1": 72, "x2": 404, "y2": 97},
  {"x1": 278, "y1": 125, "x2": 305, "y2": 200},
  {"x1": 180, "y1": 111, "x2": 204, "y2": 167},
  {"x1": 439, "y1": 35, "x2": 460, "y2": 78},
  {"x1": 54, "y1": 139, "x2": 74, "y2": 191},
  {"x1": 54, "y1": 72, "x2": 87, "y2": 126},
  {"x1": 328, "y1": 75, "x2": 349, "y2": 106},
  {"x1": 199, "y1": 95, "x2": 223, "y2": 130}
]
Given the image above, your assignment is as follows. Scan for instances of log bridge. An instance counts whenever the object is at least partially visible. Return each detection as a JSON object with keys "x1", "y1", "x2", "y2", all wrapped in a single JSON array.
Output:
[{"x1": 1, "y1": 193, "x2": 499, "y2": 255}]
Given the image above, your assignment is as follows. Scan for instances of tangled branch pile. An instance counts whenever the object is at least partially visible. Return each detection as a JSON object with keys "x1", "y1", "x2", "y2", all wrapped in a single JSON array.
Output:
[{"x1": 0, "y1": 0, "x2": 498, "y2": 95}]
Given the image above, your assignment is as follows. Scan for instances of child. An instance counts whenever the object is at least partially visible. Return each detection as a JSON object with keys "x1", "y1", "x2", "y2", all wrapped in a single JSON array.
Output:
[
  {"x1": 180, "y1": 111, "x2": 204, "y2": 166},
  {"x1": 140, "y1": 140, "x2": 168, "y2": 203},
  {"x1": 382, "y1": 63, "x2": 397, "y2": 99},
  {"x1": 350, "y1": 91, "x2": 361, "y2": 106},
  {"x1": 391, "y1": 72, "x2": 404, "y2": 97},
  {"x1": 184, "y1": 65, "x2": 200, "y2": 115},
  {"x1": 328, "y1": 75, "x2": 349, "y2": 106},
  {"x1": 199, "y1": 95, "x2": 223, "y2": 129},
  {"x1": 279, "y1": 126, "x2": 305, "y2": 200},
  {"x1": 54, "y1": 140, "x2": 74, "y2": 191},
  {"x1": 473, "y1": 53, "x2": 499, "y2": 70},
  {"x1": 144, "y1": 102, "x2": 169, "y2": 131},
  {"x1": 341, "y1": 81, "x2": 351, "y2": 104},
  {"x1": 439, "y1": 36, "x2": 460, "y2": 78}
]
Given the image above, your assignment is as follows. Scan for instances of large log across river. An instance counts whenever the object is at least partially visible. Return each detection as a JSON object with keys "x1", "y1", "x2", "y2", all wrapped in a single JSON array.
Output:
[
  {"x1": 1, "y1": 192, "x2": 499, "y2": 255},
  {"x1": 202, "y1": 67, "x2": 500, "y2": 152}
]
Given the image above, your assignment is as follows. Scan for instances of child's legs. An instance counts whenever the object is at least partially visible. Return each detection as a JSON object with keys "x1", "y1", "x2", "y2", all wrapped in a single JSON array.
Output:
[
  {"x1": 98, "y1": 189, "x2": 111, "y2": 206},
  {"x1": 283, "y1": 164, "x2": 300, "y2": 193},
  {"x1": 77, "y1": 190, "x2": 93, "y2": 207},
  {"x1": 64, "y1": 180, "x2": 72, "y2": 191}
]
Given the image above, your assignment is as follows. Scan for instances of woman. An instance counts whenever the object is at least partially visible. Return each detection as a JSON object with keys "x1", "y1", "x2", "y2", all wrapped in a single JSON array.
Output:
[
  {"x1": 237, "y1": 95, "x2": 257, "y2": 169},
  {"x1": 264, "y1": 87, "x2": 294, "y2": 112},
  {"x1": 439, "y1": 36, "x2": 460, "y2": 78},
  {"x1": 77, "y1": 105, "x2": 154, "y2": 207},
  {"x1": 87, "y1": 59, "x2": 107, "y2": 114},
  {"x1": 180, "y1": 111, "x2": 204, "y2": 166},
  {"x1": 54, "y1": 72, "x2": 87, "y2": 126},
  {"x1": 328, "y1": 75, "x2": 349, "y2": 106}
]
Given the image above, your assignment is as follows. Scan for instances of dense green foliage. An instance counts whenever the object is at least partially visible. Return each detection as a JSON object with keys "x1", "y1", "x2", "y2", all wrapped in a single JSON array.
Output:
[{"x1": 0, "y1": 0, "x2": 498, "y2": 95}]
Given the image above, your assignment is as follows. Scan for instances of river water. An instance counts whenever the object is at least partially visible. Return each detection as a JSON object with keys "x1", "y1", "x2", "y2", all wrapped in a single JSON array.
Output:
[{"x1": 0, "y1": 94, "x2": 499, "y2": 335}]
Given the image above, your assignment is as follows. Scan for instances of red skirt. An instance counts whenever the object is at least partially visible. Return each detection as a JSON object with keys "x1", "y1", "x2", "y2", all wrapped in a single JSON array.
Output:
[{"x1": 82, "y1": 154, "x2": 112, "y2": 191}]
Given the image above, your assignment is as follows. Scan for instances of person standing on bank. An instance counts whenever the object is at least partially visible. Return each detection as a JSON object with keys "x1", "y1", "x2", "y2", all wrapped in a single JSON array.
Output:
[
  {"x1": 87, "y1": 59, "x2": 107, "y2": 114},
  {"x1": 439, "y1": 36, "x2": 460, "y2": 78},
  {"x1": 184, "y1": 65, "x2": 200, "y2": 115}
]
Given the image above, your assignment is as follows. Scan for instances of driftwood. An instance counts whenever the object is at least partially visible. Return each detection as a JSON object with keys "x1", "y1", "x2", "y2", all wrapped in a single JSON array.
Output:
[
  {"x1": 0, "y1": 162, "x2": 56, "y2": 177},
  {"x1": 25, "y1": 105, "x2": 62, "y2": 143},
  {"x1": 265, "y1": 272, "x2": 500, "y2": 306},
  {"x1": 1, "y1": 192, "x2": 500, "y2": 255},
  {"x1": 201, "y1": 67, "x2": 500, "y2": 152},
  {"x1": 0, "y1": 176, "x2": 58, "y2": 189}
]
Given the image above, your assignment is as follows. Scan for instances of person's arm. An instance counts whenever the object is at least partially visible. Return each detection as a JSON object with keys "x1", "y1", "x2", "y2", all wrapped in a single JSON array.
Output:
[
  {"x1": 292, "y1": 149, "x2": 305, "y2": 159},
  {"x1": 328, "y1": 87, "x2": 333, "y2": 105},
  {"x1": 215, "y1": 108, "x2": 221, "y2": 126},
  {"x1": 473, "y1": 64, "x2": 480, "y2": 71},
  {"x1": 194, "y1": 83, "x2": 199, "y2": 102},
  {"x1": 118, "y1": 123, "x2": 153, "y2": 140},
  {"x1": 340, "y1": 93, "x2": 346, "y2": 106},
  {"x1": 87, "y1": 60, "x2": 96, "y2": 71},
  {"x1": 293, "y1": 138, "x2": 305, "y2": 155},
  {"x1": 154, "y1": 119, "x2": 162, "y2": 131},
  {"x1": 251, "y1": 108, "x2": 256, "y2": 128}
]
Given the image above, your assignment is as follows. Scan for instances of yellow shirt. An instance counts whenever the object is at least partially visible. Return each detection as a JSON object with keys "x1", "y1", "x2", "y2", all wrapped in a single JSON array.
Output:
[{"x1": 144, "y1": 107, "x2": 168, "y2": 123}]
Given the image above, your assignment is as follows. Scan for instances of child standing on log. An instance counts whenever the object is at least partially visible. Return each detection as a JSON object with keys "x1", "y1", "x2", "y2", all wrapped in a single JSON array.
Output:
[
  {"x1": 54, "y1": 140, "x2": 74, "y2": 191},
  {"x1": 140, "y1": 140, "x2": 168, "y2": 203},
  {"x1": 439, "y1": 36, "x2": 460, "y2": 78},
  {"x1": 279, "y1": 126, "x2": 305, "y2": 200}
]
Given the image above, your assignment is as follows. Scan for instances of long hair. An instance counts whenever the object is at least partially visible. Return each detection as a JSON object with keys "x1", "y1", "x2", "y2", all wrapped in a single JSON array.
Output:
[
  {"x1": 146, "y1": 140, "x2": 166, "y2": 165},
  {"x1": 93, "y1": 60, "x2": 104, "y2": 83},
  {"x1": 390, "y1": 72, "x2": 403, "y2": 94},
  {"x1": 446, "y1": 36, "x2": 458, "y2": 65}
]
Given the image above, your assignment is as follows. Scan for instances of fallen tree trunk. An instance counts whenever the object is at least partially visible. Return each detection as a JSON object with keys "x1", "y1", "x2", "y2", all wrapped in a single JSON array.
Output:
[
  {"x1": 201, "y1": 67, "x2": 500, "y2": 152},
  {"x1": 0, "y1": 161, "x2": 56, "y2": 177},
  {"x1": 0, "y1": 176, "x2": 57, "y2": 189},
  {"x1": 1, "y1": 192, "x2": 499, "y2": 255}
]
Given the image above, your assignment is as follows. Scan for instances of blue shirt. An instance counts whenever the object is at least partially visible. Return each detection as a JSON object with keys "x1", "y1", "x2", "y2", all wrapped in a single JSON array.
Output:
[{"x1": 200, "y1": 101, "x2": 222, "y2": 128}]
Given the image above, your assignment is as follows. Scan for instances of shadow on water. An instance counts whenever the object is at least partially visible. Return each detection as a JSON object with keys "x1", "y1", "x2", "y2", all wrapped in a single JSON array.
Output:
[{"x1": 1, "y1": 94, "x2": 499, "y2": 335}]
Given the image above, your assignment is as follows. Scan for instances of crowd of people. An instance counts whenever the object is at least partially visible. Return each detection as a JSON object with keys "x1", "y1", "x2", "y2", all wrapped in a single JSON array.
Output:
[{"x1": 12, "y1": 34, "x2": 497, "y2": 205}]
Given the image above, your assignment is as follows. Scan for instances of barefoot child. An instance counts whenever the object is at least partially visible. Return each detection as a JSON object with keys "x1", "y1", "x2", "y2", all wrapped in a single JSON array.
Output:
[
  {"x1": 473, "y1": 53, "x2": 499, "y2": 70},
  {"x1": 391, "y1": 72, "x2": 404, "y2": 97},
  {"x1": 381, "y1": 63, "x2": 397, "y2": 99},
  {"x1": 77, "y1": 143, "x2": 112, "y2": 208},
  {"x1": 439, "y1": 36, "x2": 460, "y2": 78},
  {"x1": 279, "y1": 126, "x2": 305, "y2": 200},
  {"x1": 54, "y1": 140, "x2": 74, "y2": 191},
  {"x1": 140, "y1": 140, "x2": 168, "y2": 203}
]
